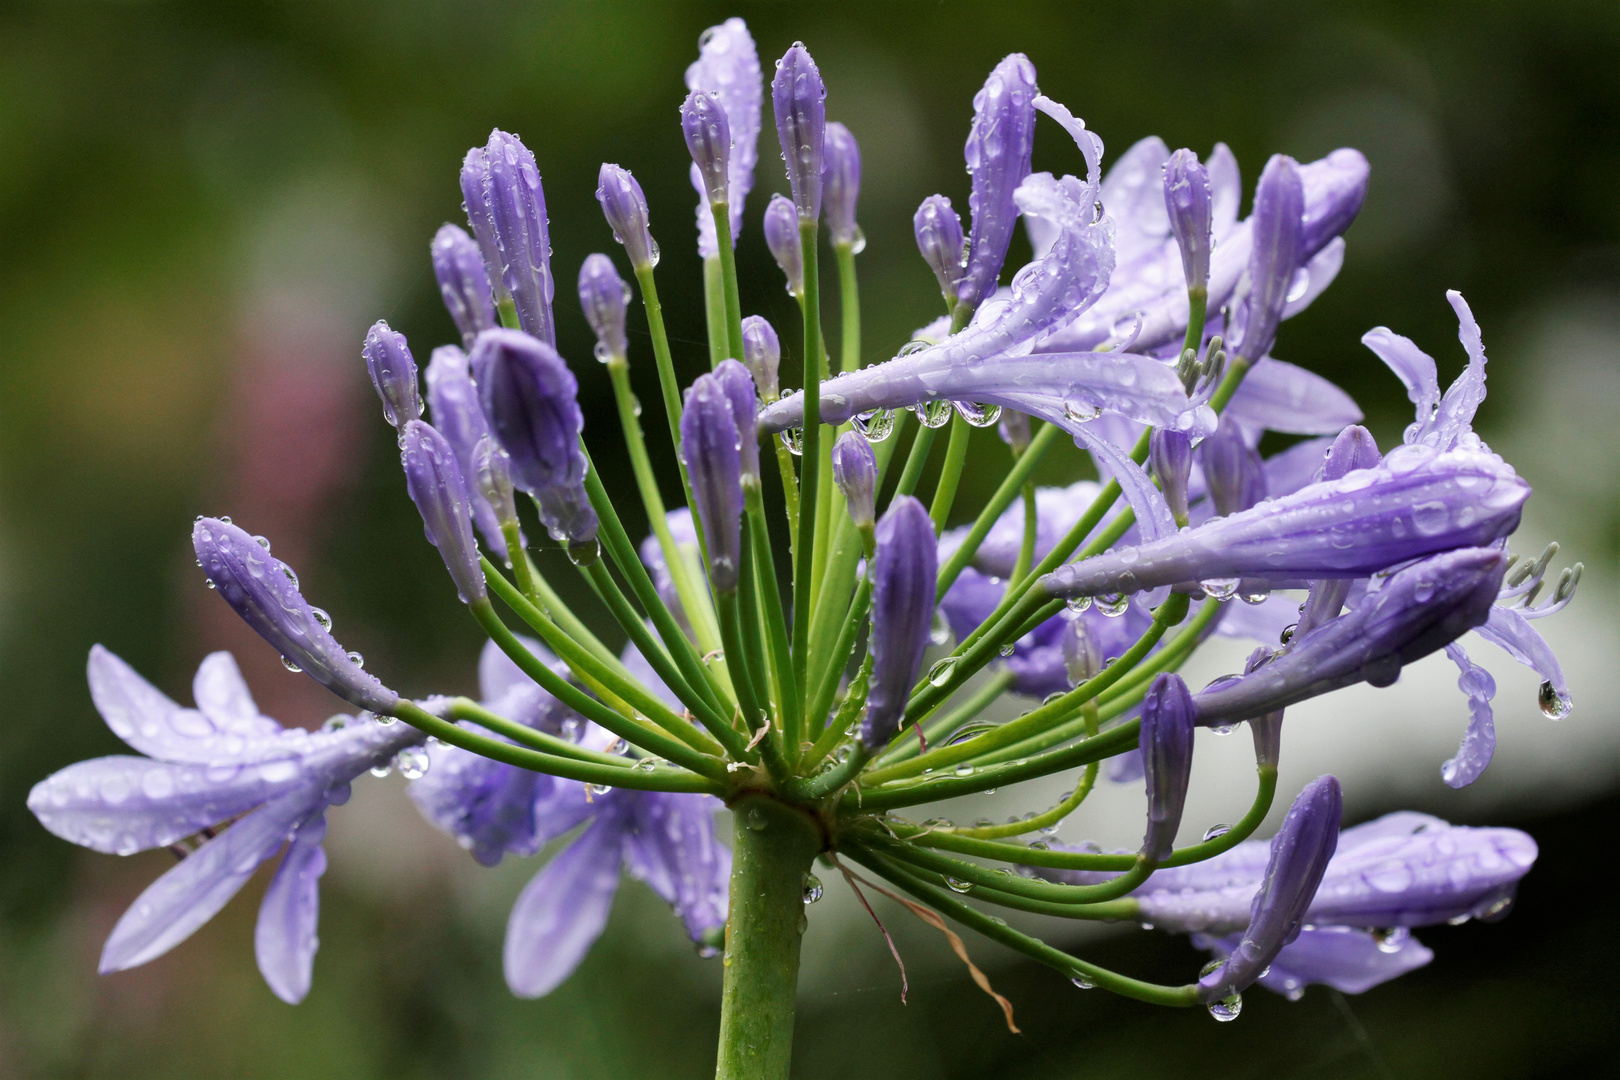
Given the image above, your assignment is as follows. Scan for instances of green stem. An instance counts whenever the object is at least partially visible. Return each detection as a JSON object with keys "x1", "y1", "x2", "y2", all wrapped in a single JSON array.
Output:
[
  {"x1": 633, "y1": 263, "x2": 698, "y2": 510},
  {"x1": 716, "y1": 796, "x2": 821, "y2": 1080},
  {"x1": 792, "y1": 219, "x2": 825, "y2": 726},
  {"x1": 834, "y1": 240, "x2": 861, "y2": 373},
  {"x1": 872, "y1": 669, "x2": 1015, "y2": 769},
  {"x1": 746, "y1": 487, "x2": 800, "y2": 749},
  {"x1": 711, "y1": 205, "x2": 747, "y2": 364},
  {"x1": 703, "y1": 255, "x2": 728, "y2": 370},
  {"x1": 772, "y1": 434, "x2": 802, "y2": 562},
  {"x1": 1011, "y1": 480, "x2": 1038, "y2": 585},
  {"x1": 444, "y1": 697, "x2": 638, "y2": 768},
  {"x1": 803, "y1": 576, "x2": 871, "y2": 753},
  {"x1": 934, "y1": 421, "x2": 1059, "y2": 596},
  {"x1": 862, "y1": 832, "x2": 1154, "y2": 904},
  {"x1": 928, "y1": 414, "x2": 973, "y2": 533}
]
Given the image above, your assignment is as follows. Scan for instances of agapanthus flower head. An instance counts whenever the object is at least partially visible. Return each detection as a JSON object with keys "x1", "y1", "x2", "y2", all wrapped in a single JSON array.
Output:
[
  {"x1": 957, "y1": 53, "x2": 1039, "y2": 311},
  {"x1": 425, "y1": 345, "x2": 511, "y2": 559},
  {"x1": 400, "y1": 419, "x2": 486, "y2": 604},
  {"x1": 1140, "y1": 674, "x2": 1195, "y2": 863},
  {"x1": 681, "y1": 90, "x2": 733, "y2": 204},
  {"x1": 740, "y1": 314, "x2": 781, "y2": 399},
  {"x1": 193, "y1": 518, "x2": 398, "y2": 714},
  {"x1": 1198, "y1": 775, "x2": 1342, "y2": 1004},
  {"x1": 862, "y1": 496, "x2": 937, "y2": 748},
  {"x1": 914, "y1": 194, "x2": 965, "y2": 307},
  {"x1": 596, "y1": 163, "x2": 658, "y2": 270},
  {"x1": 1163, "y1": 148, "x2": 1213, "y2": 293},
  {"x1": 685, "y1": 16, "x2": 762, "y2": 258},
  {"x1": 471, "y1": 328, "x2": 598, "y2": 547},
  {"x1": 467, "y1": 130, "x2": 557, "y2": 345},
  {"x1": 577, "y1": 252, "x2": 630, "y2": 360},
  {"x1": 680, "y1": 372, "x2": 745, "y2": 591},
  {"x1": 772, "y1": 42, "x2": 826, "y2": 221},
  {"x1": 362, "y1": 320, "x2": 422, "y2": 429},
  {"x1": 822, "y1": 120, "x2": 861, "y2": 246},
  {"x1": 764, "y1": 193, "x2": 804, "y2": 294},
  {"x1": 830, "y1": 429, "x2": 877, "y2": 530},
  {"x1": 1235, "y1": 154, "x2": 1305, "y2": 363},
  {"x1": 431, "y1": 224, "x2": 498, "y2": 347},
  {"x1": 712, "y1": 357, "x2": 761, "y2": 481}
]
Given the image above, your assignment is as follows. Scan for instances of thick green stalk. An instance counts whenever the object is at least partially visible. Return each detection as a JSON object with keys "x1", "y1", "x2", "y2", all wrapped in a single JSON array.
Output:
[
  {"x1": 928, "y1": 414, "x2": 973, "y2": 533},
  {"x1": 772, "y1": 434, "x2": 802, "y2": 561},
  {"x1": 834, "y1": 240, "x2": 861, "y2": 373},
  {"x1": 745, "y1": 488, "x2": 800, "y2": 750},
  {"x1": 802, "y1": 576, "x2": 871, "y2": 752},
  {"x1": 715, "y1": 796, "x2": 821, "y2": 1080},
  {"x1": 792, "y1": 219, "x2": 825, "y2": 724},
  {"x1": 703, "y1": 255, "x2": 728, "y2": 369},
  {"x1": 710, "y1": 205, "x2": 747, "y2": 364}
]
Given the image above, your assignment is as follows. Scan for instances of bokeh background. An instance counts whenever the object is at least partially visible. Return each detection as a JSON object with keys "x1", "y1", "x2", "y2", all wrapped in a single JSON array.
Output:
[{"x1": 3, "y1": 1, "x2": 1619, "y2": 1076}]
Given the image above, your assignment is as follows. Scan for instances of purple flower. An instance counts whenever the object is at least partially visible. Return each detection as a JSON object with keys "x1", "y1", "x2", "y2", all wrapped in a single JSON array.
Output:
[
  {"x1": 741, "y1": 314, "x2": 781, "y2": 399},
  {"x1": 1198, "y1": 775, "x2": 1341, "y2": 1004},
  {"x1": 400, "y1": 419, "x2": 486, "y2": 604},
  {"x1": 831, "y1": 430, "x2": 877, "y2": 530},
  {"x1": 194, "y1": 518, "x2": 398, "y2": 714},
  {"x1": 1233, "y1": 154, "x2": 1305, "y2": 363},
  {"x1": 639, "y1": 508, "x2": 701, "y2": 635},
  {"x1": 471, "y1": 437, "x2": 519, "y2": 552},
  {"x1": 681, "y1": 90, "x2": 732, "y2": 204},
  {"x1": 1193, "y1": 548, "x2": 1507, "y2": 729},
  {"x1": 712, "y1": 358, "x2": 761, "y2": 482},
  {"x1": 1149, "y1": 428, "x2": 1194, "y2": 522},
  {"x1": 425, "y1": 345, "x2": 511, "y2": 559},
  {"x1": 772, "y1": 42, "x2": 826, "y2": 221},
  {"x1": 1197, "y1": 414, "x2": 1266, "y2": 517},
  {"x1": 578, "y1": 253, "x2": 630, "y2": 360},
  {"x1": 764, "y1": 193, "x2": 803, "y2": 295},
  {"x1": 1041, "y1": 444, "x2": 1527, "y2": 600},
  {"x1": 685, "y1": 17, "x2": 762, "y2": 258},
  {"x1": 466, "y1": 130, "x2": 556, "y2": 346},
  {"x1": 914, "y1": 194, "x2": 966, "y2": 307},
  {"x1": 29, "y1": 647, "x2": 424, "y2": 1003},
  {"x1": 412, "y1": 638, "x2": 729, "y2": 998},
  {"x1": 1163, "y1": 148, "x2": 1212, "y2": 293},
  {"x1": 957, "y1": 54, "x2": 1039, "y2": 310},
  {"x1": 431, "y1": 223, "x2": 498, "y2": 347},
  {"x1": 362, "y1": 320, "x2": 422, "y2": 429},
  {"x1": 471, "y1": 328, "x2": 598, "y2": 546},
  {"x1": 1301, "y1": 149, "x2": 1371, "y2": 258},
  {"x1": 862, "y1": 496, "x2": 937, "y2": 748},
  {"x1": 681, "y1": 372, "x2": 745, "y2": 591},
  {"x1": 1194, "y1": 926, "x2": 1432, "y2": 1000},
  {"x1": 823, "y1": 121, "x2": 861, "y2": 246},
  {"x1": 460, "y1": 147, "x2": 507, "y2": 306},
  {"x1": 1140, "y1": 674, "x2": 1195, "y2": 862},
  {"x1": 597, "y1": 164, "x2": 658, "y2": 270}
]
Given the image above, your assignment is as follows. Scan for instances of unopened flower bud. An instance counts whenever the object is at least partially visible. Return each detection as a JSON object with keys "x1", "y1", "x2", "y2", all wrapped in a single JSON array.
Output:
[
  {"x1": 471, "y1": 329, "x2": 597, "y2": 546},
  {"x1": 1197, "y1": 775, "x2": 1341, "y2": 1004},
  {"x1": 193, "y1": 518, "x2": 398, "y2": 713},
  {"x1": 425, "y1": 346, "x2": 511, "y2": 559},
  {"x1": 680, "y1": 373, "x2": 745, "y2": 591},
  {"x1": 1236, "y1": 154, "x2": 1305, "y2": 363},
  {"x1": 459, "y1": 147, "x2": 508, "y2": 305},
  {"x1": 764, "y1": 193, "x2": 803, "y2": 294},
  {"x1": 577, "y1": 253, "x2": 630, "y2": 360},
  {"x1": 596, "y1": 164, "x2": 657, "y2": 270},
  {"x1": 470, "y1": 131, "x2": 557, "y2": 346},
  {"x1": 914, "y1": 194, "x2": 965, "y2": 308},
  {"x1": 772, "y1": 42, "x2": 826, "y2": 221},
  {"x1": 472, "y1": 435, "x2": 520, "y2": 533},
  {"x1": 1299, "y1": 149, "x2": 1370, "y2": 260},
  {"x1": 713, "y1": 359, "x2": 761, "y2": 481},
  {"x1": 831, "y1": 430, "x2": 877, "y2": 530},
  {"x1": 823, "y1": 121, "x2": 861, "y2": 246},
  {"x1": 1198, "y1": 417, "x2": 1266, "y2": 517},
  {"x1": 741, "y1": 315, "x2": 781, "y2": 399},
  {"x1": 1141, "y1": 674, "x2": 1195, "y2": 863},
  {"x1": 1245, "y1": 647, "x2": 1285, "y2": 769},
  {"x1": 686, "y1": 17, "x2": 763, "y2": 259},
  {"x1": 431, "y1": 224, "x2": 498, "y2": 347},
  {"x1": 681, "y1": 90, "x2": 732, "y2": 205},
  {"x1": 362, "y1": 321, "x2": 422, "y2": 429},
  {"x1": 400, "y1": 420, "x2": 486, "y2": 604},
  {"x1": 998, "y1": 408, "x2": 1031, "y2": 453},
  {"x1": 862, "y1": 496, "x2": 937, "y2": 748},
  {"x1": 958, "y1": 53, "x2": 1038, "y2": 310},
  {"x1": 1163, "y1": 148, "x2": 1212, "y2": 293},
  {"x1": 1150, "y1": 428, "x2": 1194, "y2": 523}
]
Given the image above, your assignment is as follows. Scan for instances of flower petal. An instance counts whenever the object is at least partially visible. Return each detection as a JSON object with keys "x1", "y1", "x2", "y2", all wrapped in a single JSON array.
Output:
[
  {"x1": 1441, "y1": 642, "x2": 1497, "y2": 789},
  {"x1": 621, "y1": 793, "x2": 731, "y2": 941},
  {"x1": 192, "y1": 652, "x2": 282, "y2": 739},
  {"x1": 1196, "y1": 925, "x2": 1432, "y2": 997},
  {"x1": 1473, "y1": 604, "x2": 1569, "y2": 698},
  {"x1": 89, "y1": 646, "x2": 289, "y2": 764},
  {"x1": 254, "y1": 811, "x2": 329, "y2": 1004},
  {"x1": 503, "y1": 812, "x2": 625, "y2": 998},
  {"x1": 1225, "y1": 358, "x2": 1363, "y2": 437}
]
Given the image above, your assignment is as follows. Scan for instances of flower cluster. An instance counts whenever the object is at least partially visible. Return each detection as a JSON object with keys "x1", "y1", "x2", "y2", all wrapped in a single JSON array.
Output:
[{"x1": 32, "y1": 15, "x2": 1575, "y2": 1069}]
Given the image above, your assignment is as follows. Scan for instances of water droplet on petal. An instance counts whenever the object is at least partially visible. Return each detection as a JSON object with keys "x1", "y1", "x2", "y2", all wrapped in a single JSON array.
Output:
[
  {"x1": 1538, "y1": 681, "x2": 1572, "y2": 719},
  {"x1": 280, "y1": 655, "x2": 303, "y2": 673},
  {"x1": 395, "y1": 746, "x2": 430, "y2": 780}
]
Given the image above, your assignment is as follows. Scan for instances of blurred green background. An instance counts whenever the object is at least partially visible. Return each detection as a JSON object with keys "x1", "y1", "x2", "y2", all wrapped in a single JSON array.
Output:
[{"x1": 3, "y1": 1, "x2": 1619, "y2": 1076}]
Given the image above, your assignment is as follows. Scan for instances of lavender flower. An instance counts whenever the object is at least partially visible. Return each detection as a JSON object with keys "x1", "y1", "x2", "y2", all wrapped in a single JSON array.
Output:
[
  {"x1": 1140, "y1": 674, "x2": 1195, "y2": 862},
  {"x1": 1301, "y1": 149, "x2": 1371, "y2": 258},
  {"x1": 1196, "y1": 926, "x2": 1431, "y2": 1000},
  {"x1": 29, "y1": 647, "x2": 423, "y2": 1002},
  {"x1": 681, "y1": 90, "x2": 732, "y2": 204},
  {"x1": 1193, "y1": 548, "x2": 1507, "y2": 729},
  {"x1": 823, "y1": 121, "x2": 861, "y2": 247},
  {"x1": 831, "y1": 430, "x2": 877, "y2": 531},
  {"x1": 194, "y1": 518, "x2": 398, "y2": 714},
  {"x1": 681, "y1": 373, "x2": 744, "y2": 591},
  {"x1": 578, "y1": 252, "x2": 630, "y2": 360},
  {"x1": 460, "y1": 146, "x2": 507, "y2": 305},
  {"x1": 472, "y1": 328, "x2": 598, "y2": 547},
  {"x1": 1149, "y1": 428, "x2": 1194, "y2": 523},
  {"x1": 862, "y1": 496, "x2": 937, "y2": 748},
  {"x1": 712, "y1": 358, "x2": 761, "y2": 481},
  {"x1": 425, "y1": 345, "x2": 511, "y2": 559},
  {"x1": 400, "y1": 419, "x2": 486, "y2": 604},
  {"x1": 741, "y1": 314, "x2": 781, "y2": 399},
  {"x1": 764, "y1": 193, "x2": 803, "y2": 295},
  {"x1": 362, "y1": 321, "x2": 422, "y2": 428},
  {"x1": 1198, "y1": 775, "x2": 1341, "y2": 1004},
  {"x1": 467, "y1": 130, "x2": 556, "y2": 345},
  {"x1": 1234, "y1": 154, "x2": 1305, "y2": 363},
  {"x1": 472, "y1": 436, "x2": 521, "y2": 543},
  {"x1": 431, "y1": 224, "x2": 498, "y2": 347},
  {"x1": 1196, "y1": 415, "x2": 1266, "y2": 517},
  {"x1": 772, "y1": 42, "x2": 826, "y2": 221},
  {"x1": 597, "y1": 164, "x2": 658, "y2": 270},
  {"x1": 957, "y1": 54, "x2": 1038, "y2": 310},
  {"x1": 685, "y1": 17, "x2": 762, "y2": 258},
  {"x1": 1163, "y1": 148, "x2": 1212, "y2": 293},
  {"x1": 914, "y1": 194, "x2": 965, "y2": 307}
]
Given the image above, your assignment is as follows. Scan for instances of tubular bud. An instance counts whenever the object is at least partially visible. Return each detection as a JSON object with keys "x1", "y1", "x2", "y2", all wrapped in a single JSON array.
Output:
[
  {"x1": 680, "y1": 373, "x2": 745, "y2": 591},
  {"x1": 957, "y1": 53, "x2": 1038, "y2": 310},
  {"x1": 741, "y1": 315, "x2": 781, "y2": 399},
  {"x1": 400, "y1": 420, "x2": 486, "y2": 604},
  {"x1": 862, "y1": 496, "x2": 938, "y2": 748},
  {"x1": 1236, "y1": 154, "x2": 1305, "y2": 363},
  {"x1": 681, "y1": 90, "x2": 732, "y2": 204},
  {"x1": 1198, "y1": 417, "x2": 1266, "y2": 518},
  {"x1": 764, "y1": 193, "x2": 804, "y2": 295},
  {"x1": 431, "y1": 224, "x2": 498, "y2": 347},
  {"x1": 475, "y1": 131, "x2": 557, "y2": 345},
  {"x1": 577, "y1": 253, "x2": 630, "y2": 360},
  {"x1": 713, "y1": 359, "x2": 761, "y2": 482},
  {"x1": 1149, "y1": 428, "x2": 1194, "y2": 523},
  {"x1": 596, "y1": 164, "x2": 658, "y2": 270},
  {"x1": 1062, "y1": 615, "x2": 1103, "y2": 685},
  {"x1": 686, "y1": 17, "x2": 763, "y2": 258},
  {"x1": 472, "y1": 435, "x2": 520, "y2": 535},
  {"x1": 1140, "y1": 674, "x2": 1196, "y2": 863},
  {"x1": 1163, "y1": 148, "x2": 1212, "y2": 293},
  {"x1": 426, "y1": 345, "x2": 510, "y2": 559},
  {"x1": 823, "y1": 121, "x2": 861, "y2": 246},
  {"x1": 460, "y1": 146, "x2": 508, "y2": 305},
  {"x1": 914, "y1": 194, "x2": 966, "y2": 307},
  {"x1": 362, "y1": 321, "x2": 422, "y2": 429},
  {"x1": 831, "y1": 430, "x2": 877, "y2": 530},
  {"x1": 772, "y1": 42, "x2": 827, "y2": 221}
]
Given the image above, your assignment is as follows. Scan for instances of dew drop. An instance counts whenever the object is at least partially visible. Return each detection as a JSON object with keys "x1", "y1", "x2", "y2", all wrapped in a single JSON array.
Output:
[
  {"x1": 369, "y1": 761, "x2": 393, "y2": 779},
  {"x1": 953, "y1": 401, "x2": 1003, "y2": 428},
  {"x1": 395, "y1": 746, "x2": 430, "y2": 780},
  {"x1": 252, "y1": 535, "x2": 272, "y2": 551},
  {"x1": 1070, "y1": 974, "x2": 1095, "y2": 990},
  {"x1": 1065, "y1": 595, "x2": 1093, "y2": 613},
  {"x1": 780, "y1": 427, "x2": 804, "y2": 455},
  {"x1": 1200, "y1": 578, "x2": 1240, "y2": 602},
  {"x1": 746, "y1": 807, "x2": 769, "y2": 831},
  {"x1": 945, "y1": 876, "x2": 973, "y2": 893},
  {"x1": 953, "y1": 762, "x2": 975, "y2": 778},
  {"x1": 1538, "y1": 681, "x2": 1573, "y2": 719},
  {"x1": 1371, "y1": 927, "x2": 1409, "y2": 954},
  {"x1": 802, "y1": 874, "x2": 823, "y2": 904},
  {"x1": 1206, "y1": 995, "x2": 1242, "y2": 1022},
  {"x1": 928, "y1": 656, "x2": 959, "y2": 687},
  {"x1": 310, "y1": 607, "x2": 333, "y2": 631},
  {"x1": 346, "y1": 651, "x2": 364, "y2": 668},
  {"x1": 1202, "y1": 823, "x2": 1233, "y2": 842},
  {"x1": 280, "y1": 655, "x2": 303, "y2": 673},
  {"x1": 915, "y1": 399, "x2": 953, "y2": 429},
  {"x1": 852, "y1": 408, "x2": 897, "y2": 442},
  {"x1": 1095, "y1": 593, "x2": 1129, "y2": 618},
  {"x1": 1279, "y1": 623, "x2": 1297, "y2": 645}
]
